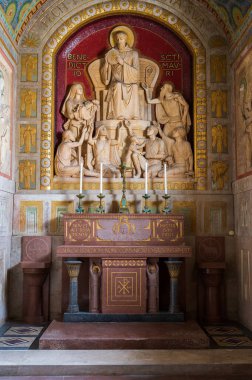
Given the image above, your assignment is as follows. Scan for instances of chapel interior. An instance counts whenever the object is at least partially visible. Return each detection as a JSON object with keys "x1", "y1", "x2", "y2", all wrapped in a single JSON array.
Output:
[{"x1": 0, "y1": 0, "x2": 252, "y2": 378}]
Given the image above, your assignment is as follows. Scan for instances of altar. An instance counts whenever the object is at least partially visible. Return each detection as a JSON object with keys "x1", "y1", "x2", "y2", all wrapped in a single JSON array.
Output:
[{"x1": 57, "y1": 213, "x2": 192, "y2": 322}]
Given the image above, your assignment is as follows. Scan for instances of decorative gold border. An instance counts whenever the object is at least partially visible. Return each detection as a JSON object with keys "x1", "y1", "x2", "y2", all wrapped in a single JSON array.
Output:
[
  {"x1": 20, "y1": 200, "x2": 43, "y2": 233},
  {"x1": 41, "y1": 1, "x2": 207, "y2": 191}
]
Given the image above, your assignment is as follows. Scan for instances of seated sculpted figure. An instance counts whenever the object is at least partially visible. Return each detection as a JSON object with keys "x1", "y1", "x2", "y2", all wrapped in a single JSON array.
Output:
[
  {"x1": 88, "y1": 125, "x2": 121, "y2": 178},
  {"x1": 145, "y1": 123, "x2": 166, "y2": 178},
  {"x1": 101, "y1": 26, "x2": 140, "y2": 120},
  {"x1": 142, "y1": 82, "x2": 191, "y2": 155},
  {"x1": 61, "y1": 83, "x2": 99, "y2": 140},
  {"x1": 55, "y1": 128, "x2": 99, "y2": 178},
  {"x1": 158, "y1": 125, "x2": 193, "y2": 178}
]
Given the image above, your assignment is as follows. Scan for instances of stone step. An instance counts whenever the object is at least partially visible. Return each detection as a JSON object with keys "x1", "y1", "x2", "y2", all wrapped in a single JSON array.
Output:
[{"x1": 39, "y1": 320, "x2": 209, "y2": 350}]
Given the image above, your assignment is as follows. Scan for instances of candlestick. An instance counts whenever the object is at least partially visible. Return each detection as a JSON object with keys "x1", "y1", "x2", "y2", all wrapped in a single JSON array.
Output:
[
  {"x1": 142, "y1": 193, "x2": 151, "y2": 213},
  {"x1": 100, "y1": 162, "x2": 103, "y2": 194},
  {"x1": 162, "y1": 194, "x2": 171, "y2": 214},
  {"x1": 79, "y1": 162, "x2": 83, "y2": 194},
  {"x1": 164, "y1": 163, "x2": 167, "y2": 195},
  {"x1": 76, "y1": 193, "x2": 85, "y2": 213},
  {"x1": 96, "y1": 193, "x2": 105, "y2": 213},
  {"x1": 145, "y1": 162, "x2": 148, "y2": 194}
]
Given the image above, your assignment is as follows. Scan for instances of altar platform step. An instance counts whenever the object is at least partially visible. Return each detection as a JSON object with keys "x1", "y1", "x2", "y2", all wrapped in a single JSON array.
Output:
[{"x1": 39, "y1": 320, "x2": 210, "y2": 350}]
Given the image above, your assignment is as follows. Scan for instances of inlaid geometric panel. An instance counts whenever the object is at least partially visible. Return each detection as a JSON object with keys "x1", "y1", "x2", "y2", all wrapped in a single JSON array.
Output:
[{"x1": 102, "y1": 258, "x2": 146, "y2": 314}]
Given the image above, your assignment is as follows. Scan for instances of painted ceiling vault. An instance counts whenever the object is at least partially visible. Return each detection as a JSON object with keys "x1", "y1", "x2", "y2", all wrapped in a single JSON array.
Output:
[{"x1": 0, "y1": 0, "x2": 252, "y2": 43}]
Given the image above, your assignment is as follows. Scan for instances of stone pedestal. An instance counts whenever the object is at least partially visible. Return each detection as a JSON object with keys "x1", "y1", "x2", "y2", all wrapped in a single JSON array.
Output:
[
  {"x1": 21, "y1": 236, "x2": 52, "y2": 323},
  {"x1": 199, "y1": 263, "x2": 225, "y2": 324},
  {"x1": 21, "y1": 263, "x2": 50, "y2": 323}
]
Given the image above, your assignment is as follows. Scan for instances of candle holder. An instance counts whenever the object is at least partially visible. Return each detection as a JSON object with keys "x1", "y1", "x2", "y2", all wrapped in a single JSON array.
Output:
[
  {"x1": 119, "y1": 163, "x2": 130, "y2": 214},
  {"x1": 162, "y1": 194, "x2": 171, "y2": 214},
  {"x1": 96, "y1": 193, "x2": 105, "y2": 213},
  {"x1": 142, "y1": 193, "x2": 151, "y2": 213},
  {"x1": 76, "y1": 193, "x2": 85, "y2": 213}
]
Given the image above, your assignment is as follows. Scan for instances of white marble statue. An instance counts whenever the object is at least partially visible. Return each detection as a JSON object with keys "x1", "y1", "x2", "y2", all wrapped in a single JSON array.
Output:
[
  {"x1": 61, "y1": 83, "x2": 99, "y2": 139},
  {"x1": 145, "y1": 123, "x2": 166, "y2": 178},
  {"x1": 88, "y1": 124, "x2": 122, "y2": 178},
  {"x1": 101, "y1": 26, "x2": 140, "y2": 120},
  {"x1": 55, "y1": 128, "x2": 99, "y2": 178},
  {"x1": 158, "y1": 125, "x2": 194, "y2": 178},
  {"x1": 142, "y1": 82, "x2": 191, "y2": 155}
]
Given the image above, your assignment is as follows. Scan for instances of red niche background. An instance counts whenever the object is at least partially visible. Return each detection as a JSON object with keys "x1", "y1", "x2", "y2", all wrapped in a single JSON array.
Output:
[{"x1": 56, "y1": 15, "x2": 193, "y2": 146}]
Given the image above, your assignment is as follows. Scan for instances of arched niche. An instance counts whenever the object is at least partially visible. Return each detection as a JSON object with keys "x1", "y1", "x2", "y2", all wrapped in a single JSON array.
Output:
[{"x1": 41, "y1": 4, "x2": 207, "y2": 191}]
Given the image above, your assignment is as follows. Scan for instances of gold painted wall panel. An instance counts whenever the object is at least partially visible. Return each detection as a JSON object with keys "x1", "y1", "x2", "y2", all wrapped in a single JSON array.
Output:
[{"x1": 20, "y1": 201, "x2": 43, "y2": 233}]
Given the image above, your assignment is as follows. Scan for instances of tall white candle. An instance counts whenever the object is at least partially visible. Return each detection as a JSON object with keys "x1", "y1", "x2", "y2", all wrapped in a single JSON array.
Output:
[
  {"x1": 164, "y1": 163, "x2": 167, "y2": 194},
  {"x1": 145, "y1": 162, "x2": 148, "y2": 194},
  {"x1": 80, "y1": 162, "x2": 83, "y2": 194},
  {"x1": 100, "y1": 162, "x2": 103, "y2": 194}
]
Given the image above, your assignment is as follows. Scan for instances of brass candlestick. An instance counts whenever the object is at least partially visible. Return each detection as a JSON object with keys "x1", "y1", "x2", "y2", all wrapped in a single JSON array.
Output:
[
  {"x1": 162, "y1": 194, "x2": 171, "y2": 214},
  {"x1": 76, "y1": 193, "x2": 85, "y2": 213},
  {"x1": 96, "y1": 193, "x2": 105, "y2": 213},
  {"x1": 142, "y1": 193, "x2": 151, "y2": 213}
]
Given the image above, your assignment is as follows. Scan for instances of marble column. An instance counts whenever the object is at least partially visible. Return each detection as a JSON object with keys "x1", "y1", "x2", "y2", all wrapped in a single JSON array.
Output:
[
  {"x1": 65, "y1": 260, "x2": 82, "y2": 313},
  {"x1": 165, "y1": 259, "x2": 183, "y2": 314}
]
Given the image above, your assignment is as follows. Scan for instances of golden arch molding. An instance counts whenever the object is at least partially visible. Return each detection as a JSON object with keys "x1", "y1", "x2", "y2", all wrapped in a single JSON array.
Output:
[{"x1": 41, "y1": 1, "x2": 207, "y2": 191}]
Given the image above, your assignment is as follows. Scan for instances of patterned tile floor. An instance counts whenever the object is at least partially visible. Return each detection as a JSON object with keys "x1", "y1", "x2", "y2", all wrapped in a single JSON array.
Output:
[
  {"x1": 0, "y1": 323, "x2": 47, "y2": 350},
  {"x1": 0, "y1": 321, "x2": 251, "y2": 350},
  {"x1": 202, "y1": 323, "x2": 252, "y2": 348}
]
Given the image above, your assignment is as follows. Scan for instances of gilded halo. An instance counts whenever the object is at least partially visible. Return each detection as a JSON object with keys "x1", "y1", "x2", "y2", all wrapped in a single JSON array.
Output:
[{"x1": 109, "y1": 25, "x2": 135, "y2": 48}]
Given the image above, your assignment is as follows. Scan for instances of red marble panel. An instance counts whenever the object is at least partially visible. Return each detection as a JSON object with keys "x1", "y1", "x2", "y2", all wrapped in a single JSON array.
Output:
[
  {"x1": 101, "y1": 258, "x2": 146, "y2": 314},
  {"x1": 196, "y1": 236, "x2": 225, "y2": 264},
  {"x1": 21, "y1": 236, "x2": 51, "y2": 262}
]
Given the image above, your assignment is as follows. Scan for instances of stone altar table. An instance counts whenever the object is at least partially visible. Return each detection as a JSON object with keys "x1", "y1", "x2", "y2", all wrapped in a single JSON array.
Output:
[{"x1": 56, "y1": 214, "x2": 191, "y2": 321}]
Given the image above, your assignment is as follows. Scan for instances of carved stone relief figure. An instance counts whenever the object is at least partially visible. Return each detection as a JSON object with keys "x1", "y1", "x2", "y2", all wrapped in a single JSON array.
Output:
[
  {"x1": 158, "y1": 125, "x2": 193, "y2": 178},
  {"x1": 142, "y1": 81, "x2": 191, "y2": 148},
  {"x1": 55, "y1": 128, "x2": 98, "y2": 178},
  {"x1": 145, "y1": 124, "x2": 166, "y2": 178},
  {"x1": 101, "y1": 26, "x2": 140, "y2": 120},
  {"x1": 0, "y1": 66, "x2": 11, "y2": 176},
  {"x1": 61, "y1": 83, "x2": 99, "y2": 139},
  {"x1": 239, "y1": 78, "x2": 252, "y2": 170},
  {"x1": 124, "y1": 120, "x2": 146, "y2": 178},
  {"x1": 61, "y1": 83, "x2": 99, "y2": 166},
  {"x1": 88, "y1": 125, "x2": 121, "y2": 178}
]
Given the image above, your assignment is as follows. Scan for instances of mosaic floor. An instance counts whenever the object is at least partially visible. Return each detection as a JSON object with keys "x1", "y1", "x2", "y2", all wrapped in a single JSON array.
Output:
[
  {"x1": 0, "y1": 324, "x2": 46, "y2": 350},
  {"x1": 0, "y1": 321, "x2": 251, "y2": 350},
  {"x1": 202, "y1": 323, "x2": 252, "y2": 348}
]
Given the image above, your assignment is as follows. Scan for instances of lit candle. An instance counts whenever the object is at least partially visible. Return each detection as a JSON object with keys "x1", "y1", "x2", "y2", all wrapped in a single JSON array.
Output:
[
  {"x1": 79, "y1": 162, "x2": 83, "y2": 194},
  {"x1": 145, "y1": 161, "x2": 148, "y2": 194},
  {"x1": 100, "y1": 162, "x2": 103, "y2": 194},
  {"x1": 164, "y1": 163, "x2": 167, "y2": 195}
]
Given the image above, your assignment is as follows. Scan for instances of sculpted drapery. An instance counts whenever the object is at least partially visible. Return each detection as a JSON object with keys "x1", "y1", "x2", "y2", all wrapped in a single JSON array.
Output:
[{"x1": 101, "y1": 28, "x2": 140, "y2": 120}]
